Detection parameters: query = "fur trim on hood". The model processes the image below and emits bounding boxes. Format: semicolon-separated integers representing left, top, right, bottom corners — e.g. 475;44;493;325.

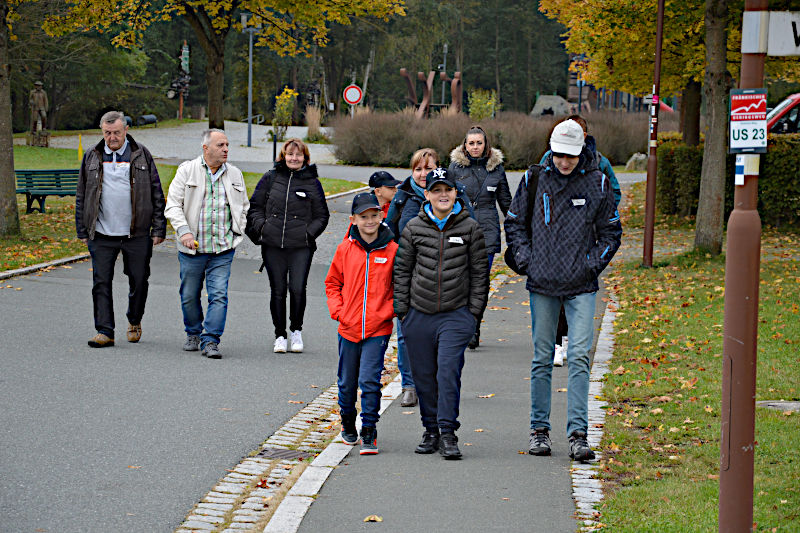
449;146;504;172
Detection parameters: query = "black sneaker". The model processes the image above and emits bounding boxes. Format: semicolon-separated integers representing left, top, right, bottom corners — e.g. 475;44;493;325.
340;413;359;445
439;432;462;460
414;430;440;454
568;431;596;462
360;426;378;455
529;428;552;456
468;326;480;350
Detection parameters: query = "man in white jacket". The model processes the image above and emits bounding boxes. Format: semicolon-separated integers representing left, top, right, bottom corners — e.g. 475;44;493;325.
165;129;249;358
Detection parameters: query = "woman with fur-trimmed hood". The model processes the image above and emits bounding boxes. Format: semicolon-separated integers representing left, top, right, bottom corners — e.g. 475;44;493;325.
448;125;512;348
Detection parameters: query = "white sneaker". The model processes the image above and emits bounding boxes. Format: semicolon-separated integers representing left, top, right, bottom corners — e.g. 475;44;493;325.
273;336;287;353
553;344;566;367
290;330;304;352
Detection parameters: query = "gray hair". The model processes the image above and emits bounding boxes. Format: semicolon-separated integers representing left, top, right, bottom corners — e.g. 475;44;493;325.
202;128;226;147
99;110;126;128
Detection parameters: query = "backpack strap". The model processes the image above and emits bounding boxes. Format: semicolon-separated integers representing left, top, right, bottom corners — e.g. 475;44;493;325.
524;164;541;237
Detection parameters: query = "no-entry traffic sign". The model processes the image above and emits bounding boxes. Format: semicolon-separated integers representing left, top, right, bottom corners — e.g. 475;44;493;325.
729;89;767;154
343;85;363;105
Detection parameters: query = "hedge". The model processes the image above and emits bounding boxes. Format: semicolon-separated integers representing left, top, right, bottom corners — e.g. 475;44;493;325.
656;134;800;227
331;110;676;170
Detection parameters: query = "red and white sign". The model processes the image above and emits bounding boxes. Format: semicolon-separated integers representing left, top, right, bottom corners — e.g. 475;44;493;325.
343;84;363;105
729;89;767;154
731;92;767;121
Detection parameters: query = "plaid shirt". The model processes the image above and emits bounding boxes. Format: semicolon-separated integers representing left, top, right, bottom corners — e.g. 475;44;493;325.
196;161;234;254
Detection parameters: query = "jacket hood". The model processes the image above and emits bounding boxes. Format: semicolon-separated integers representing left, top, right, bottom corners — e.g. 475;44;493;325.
399;175;426;198
274;160;319;179
419;197;469;228
449;146;504;172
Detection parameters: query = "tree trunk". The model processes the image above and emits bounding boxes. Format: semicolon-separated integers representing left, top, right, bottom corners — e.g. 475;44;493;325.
0;2;20;236
205;57;225;129
694;0;729;255
682;80;702;147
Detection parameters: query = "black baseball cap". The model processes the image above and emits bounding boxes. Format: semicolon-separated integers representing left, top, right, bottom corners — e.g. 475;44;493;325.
425;167;457;190
351;192;381;214
368;171;402;188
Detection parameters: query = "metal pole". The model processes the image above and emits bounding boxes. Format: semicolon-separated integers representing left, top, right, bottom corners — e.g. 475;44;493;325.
719;1;767;530
441;44;448;105
642;0;665;267
247;29;254;148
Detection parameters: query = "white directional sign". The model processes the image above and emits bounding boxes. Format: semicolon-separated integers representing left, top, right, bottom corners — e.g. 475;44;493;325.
729;89;767;154
768;12;800;56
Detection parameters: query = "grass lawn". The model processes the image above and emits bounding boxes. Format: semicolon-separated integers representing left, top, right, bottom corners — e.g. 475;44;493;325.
12;118;204;139
2;146;364;272
598;182;799;531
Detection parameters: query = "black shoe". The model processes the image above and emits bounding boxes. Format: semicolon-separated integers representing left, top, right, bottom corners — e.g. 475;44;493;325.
439;432;462;460
414;430;440;454
400;387;418;407
568;430;596;462
201;342;222;359
529;427;552;456
340;413;359;445
359;426;378;455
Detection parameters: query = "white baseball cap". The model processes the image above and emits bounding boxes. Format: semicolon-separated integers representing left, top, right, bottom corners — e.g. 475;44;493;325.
550;119;585;156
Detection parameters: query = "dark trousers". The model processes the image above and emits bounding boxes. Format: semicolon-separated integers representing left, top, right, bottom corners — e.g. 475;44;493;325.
87;234;153;338
337;334;390;428
402;306;475;433
262;246;313;338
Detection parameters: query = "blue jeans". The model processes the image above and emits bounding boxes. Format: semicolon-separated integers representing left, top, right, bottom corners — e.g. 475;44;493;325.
178;249;235;348
396;318;415;389
337;334;390;428
529;291;595;437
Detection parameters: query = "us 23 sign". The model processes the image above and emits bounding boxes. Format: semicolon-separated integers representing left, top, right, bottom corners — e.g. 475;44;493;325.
729;89;767;154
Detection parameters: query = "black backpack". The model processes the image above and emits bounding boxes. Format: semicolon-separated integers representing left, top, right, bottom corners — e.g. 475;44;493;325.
504;164;540;275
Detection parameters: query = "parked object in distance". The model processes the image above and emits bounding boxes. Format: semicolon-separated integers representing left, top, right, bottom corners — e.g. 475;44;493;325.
767;93;800;134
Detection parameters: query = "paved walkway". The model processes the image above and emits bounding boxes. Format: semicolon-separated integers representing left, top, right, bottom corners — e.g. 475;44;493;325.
3;119;646;531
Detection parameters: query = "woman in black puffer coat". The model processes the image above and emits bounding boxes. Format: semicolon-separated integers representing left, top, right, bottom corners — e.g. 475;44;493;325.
448;126;512;348
246;138;329;354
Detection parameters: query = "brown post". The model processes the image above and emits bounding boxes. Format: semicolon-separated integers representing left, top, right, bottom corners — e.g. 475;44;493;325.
719;1;767;530
642;0;665;267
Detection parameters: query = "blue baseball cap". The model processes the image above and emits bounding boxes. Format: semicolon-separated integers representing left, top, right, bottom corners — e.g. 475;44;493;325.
351;192;381;214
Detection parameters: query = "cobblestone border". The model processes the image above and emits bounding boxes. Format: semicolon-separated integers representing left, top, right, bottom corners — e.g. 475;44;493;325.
175;272;510;533
0;253;89;281
573;295;617;532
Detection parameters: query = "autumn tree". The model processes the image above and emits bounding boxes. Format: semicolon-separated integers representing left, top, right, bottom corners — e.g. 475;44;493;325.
0;0;19;236
45;0;406;129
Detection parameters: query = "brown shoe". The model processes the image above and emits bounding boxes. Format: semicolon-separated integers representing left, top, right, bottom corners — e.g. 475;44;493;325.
127;323;142;343
88;333;114;348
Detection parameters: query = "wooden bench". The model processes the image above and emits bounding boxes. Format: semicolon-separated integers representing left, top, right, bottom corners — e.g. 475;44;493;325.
15;169;80;214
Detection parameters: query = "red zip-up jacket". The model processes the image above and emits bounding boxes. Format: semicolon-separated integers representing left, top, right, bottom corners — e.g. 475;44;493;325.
325;223;398;343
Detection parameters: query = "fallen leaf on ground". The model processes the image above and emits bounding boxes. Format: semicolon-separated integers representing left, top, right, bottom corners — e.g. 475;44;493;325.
557;388;567;392
219;408;232;411
310;384;319;388
402;411;414;415
364;515;383;522
487;306;510;310
474;428;485;432
288;400;305;404
127;465;141;469
477;393;495;398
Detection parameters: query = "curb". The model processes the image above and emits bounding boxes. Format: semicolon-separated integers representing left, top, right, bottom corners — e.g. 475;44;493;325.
572;294;617;531
325;186;369;200
0;253;89;281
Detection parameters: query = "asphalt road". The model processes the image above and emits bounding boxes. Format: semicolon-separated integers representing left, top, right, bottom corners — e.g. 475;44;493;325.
0;162;643;531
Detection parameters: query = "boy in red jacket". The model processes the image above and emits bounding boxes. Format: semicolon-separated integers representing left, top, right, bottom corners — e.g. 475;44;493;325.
325;192;398;455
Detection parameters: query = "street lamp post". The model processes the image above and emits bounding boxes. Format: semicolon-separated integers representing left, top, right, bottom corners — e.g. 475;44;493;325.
241;13;260;147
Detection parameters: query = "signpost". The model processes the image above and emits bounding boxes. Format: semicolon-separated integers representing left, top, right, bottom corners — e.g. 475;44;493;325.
343;84;363;117
179;42;189;120
729;89;767;153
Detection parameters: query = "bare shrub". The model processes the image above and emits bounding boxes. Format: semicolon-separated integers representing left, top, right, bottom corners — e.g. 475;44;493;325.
305;105;322;136
332;109;666;168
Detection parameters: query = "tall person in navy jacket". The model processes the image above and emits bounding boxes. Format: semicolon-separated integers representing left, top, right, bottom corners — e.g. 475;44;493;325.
505;120;622;462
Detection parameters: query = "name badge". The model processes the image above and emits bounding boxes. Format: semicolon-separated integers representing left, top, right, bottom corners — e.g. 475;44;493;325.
572;198;586;206
296;191;307;197
449;236;464;244
487;186;497;192
374;257;388;264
